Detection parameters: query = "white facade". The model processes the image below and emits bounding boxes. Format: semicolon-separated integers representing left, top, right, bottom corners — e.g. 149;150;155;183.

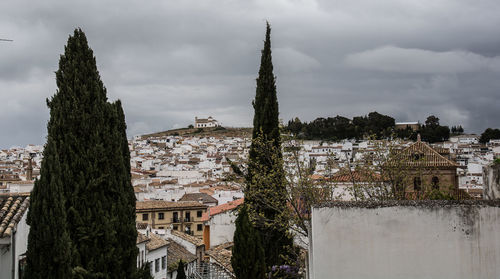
0;212;29;279
206;210;237;248
194;116;220;128
309;202;500;279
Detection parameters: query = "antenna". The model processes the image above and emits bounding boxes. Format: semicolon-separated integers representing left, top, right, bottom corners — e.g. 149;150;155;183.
0;39;13;42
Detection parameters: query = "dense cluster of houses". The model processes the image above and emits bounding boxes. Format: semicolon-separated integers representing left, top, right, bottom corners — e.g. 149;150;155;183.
1;131;499;278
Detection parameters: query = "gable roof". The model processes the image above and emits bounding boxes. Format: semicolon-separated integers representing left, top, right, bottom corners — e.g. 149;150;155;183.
201;198;244;222
146;233;169;251
167;241;197;272
136;200;207;211
179;193;218;204
396;140;458;168
0;194;30;238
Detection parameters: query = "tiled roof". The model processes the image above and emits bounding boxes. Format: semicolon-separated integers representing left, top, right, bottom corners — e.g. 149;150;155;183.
171;230;204;247
137;232;149;244
136;200;207;211
146;233;169;251
330;171;383;183
395;140;459;168
201;198;243;222
167;241;197;272
206;242;234;275
179;193;218;204
0;194;30;238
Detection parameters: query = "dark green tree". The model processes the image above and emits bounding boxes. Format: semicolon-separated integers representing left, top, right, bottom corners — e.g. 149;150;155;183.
420;115;450;143
246;22;295;270
176;260;186;279
479;128;500;143
231;205;266;279
25;28;138;278
25;140;73;279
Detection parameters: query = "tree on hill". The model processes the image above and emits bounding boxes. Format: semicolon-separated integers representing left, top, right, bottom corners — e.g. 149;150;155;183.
419;115;450;143
479;128;500;144
25;29;138;278
245;22;295;271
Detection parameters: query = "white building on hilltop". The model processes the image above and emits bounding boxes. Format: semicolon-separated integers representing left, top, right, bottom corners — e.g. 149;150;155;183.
194;116;220;128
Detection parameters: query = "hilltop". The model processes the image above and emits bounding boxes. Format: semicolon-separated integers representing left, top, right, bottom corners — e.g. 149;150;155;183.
141;127;252;139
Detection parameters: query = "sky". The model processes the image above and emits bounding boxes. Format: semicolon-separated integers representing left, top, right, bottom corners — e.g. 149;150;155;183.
1;0;500;148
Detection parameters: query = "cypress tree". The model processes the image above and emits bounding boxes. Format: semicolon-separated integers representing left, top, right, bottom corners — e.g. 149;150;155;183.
246;22;294;270
25;140;73;279
231;205;266;279
25;28;138;278
176;260;186;279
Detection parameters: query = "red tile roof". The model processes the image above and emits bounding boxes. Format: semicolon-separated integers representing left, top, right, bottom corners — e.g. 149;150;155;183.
201;198;244;222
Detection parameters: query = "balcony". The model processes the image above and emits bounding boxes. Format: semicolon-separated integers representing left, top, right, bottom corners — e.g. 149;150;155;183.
171;218;180;223
184;217;192;222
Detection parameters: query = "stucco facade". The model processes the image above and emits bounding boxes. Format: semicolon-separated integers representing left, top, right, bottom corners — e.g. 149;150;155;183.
309;200;500;279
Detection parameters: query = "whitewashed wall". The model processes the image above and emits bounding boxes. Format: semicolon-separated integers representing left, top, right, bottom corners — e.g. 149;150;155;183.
309;201;500;279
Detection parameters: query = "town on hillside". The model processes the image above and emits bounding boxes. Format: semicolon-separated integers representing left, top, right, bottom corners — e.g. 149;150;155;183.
2;116;500;278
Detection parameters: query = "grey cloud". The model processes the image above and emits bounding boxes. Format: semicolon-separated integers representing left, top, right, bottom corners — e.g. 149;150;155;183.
1;0;500;147
345;46;500;74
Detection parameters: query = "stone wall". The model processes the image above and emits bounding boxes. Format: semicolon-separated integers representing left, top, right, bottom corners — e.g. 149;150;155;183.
309;200;500;279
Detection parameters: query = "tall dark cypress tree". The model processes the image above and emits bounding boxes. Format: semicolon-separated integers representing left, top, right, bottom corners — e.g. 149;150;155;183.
246;22;294;270
25;29;138;278
25;140;73;279
231;205;266;279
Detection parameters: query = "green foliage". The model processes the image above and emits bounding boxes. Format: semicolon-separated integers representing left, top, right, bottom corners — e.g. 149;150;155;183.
244;22;295;271
25;28;137;278
479;128;500;144
176;260;186;279
231;205;266;279
285;111;395;140
419;115;450;143
451;125;464;135
494;157;500;164
188;124;194;129
135;263;154;279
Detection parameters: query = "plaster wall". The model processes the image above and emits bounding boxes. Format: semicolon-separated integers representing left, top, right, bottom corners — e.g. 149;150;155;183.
208;211;236;248
310;201;500;279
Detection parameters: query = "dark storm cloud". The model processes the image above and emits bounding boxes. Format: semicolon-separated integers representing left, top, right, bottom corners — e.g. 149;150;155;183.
1;0;500;147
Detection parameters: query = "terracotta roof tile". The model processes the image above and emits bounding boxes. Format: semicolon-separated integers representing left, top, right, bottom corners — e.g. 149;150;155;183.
136;200;207;211
167;241;197;272
0;194;30;238
146;233;169;251
201;198;243;222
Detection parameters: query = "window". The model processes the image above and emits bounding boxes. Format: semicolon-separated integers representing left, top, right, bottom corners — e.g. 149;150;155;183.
413;177;422;191
197;224;203;231
432;176;440;190
197;211;202;218
142;213;148;221
158;212;164;220
173;225;178;230
161;256;166;270
155;258;160;272
159;226;164;229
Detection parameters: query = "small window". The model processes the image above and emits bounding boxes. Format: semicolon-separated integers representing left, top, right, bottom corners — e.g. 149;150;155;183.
413;177;422;191
173;225;178;230
159;226;164;229
142;213;148;221
158;212;164;220
155;258;160;272
197;211;202;218
432;176;439;190
161;256;166;270
197;224;203;231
